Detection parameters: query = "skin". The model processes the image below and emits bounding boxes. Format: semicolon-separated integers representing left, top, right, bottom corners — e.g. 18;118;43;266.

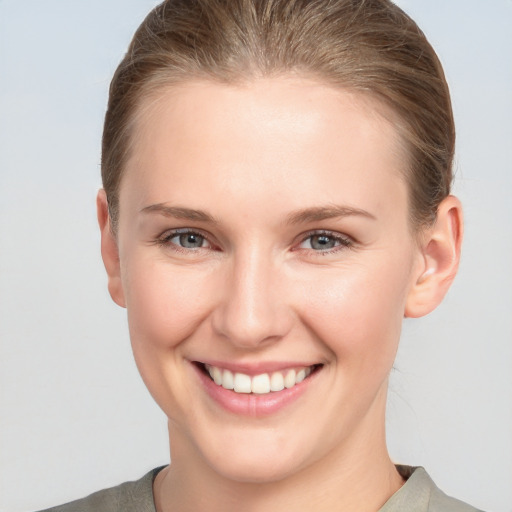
98;77;463;512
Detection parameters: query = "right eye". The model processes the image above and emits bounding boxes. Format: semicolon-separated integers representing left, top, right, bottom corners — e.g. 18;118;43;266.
157;229;213;252
170;232;209;249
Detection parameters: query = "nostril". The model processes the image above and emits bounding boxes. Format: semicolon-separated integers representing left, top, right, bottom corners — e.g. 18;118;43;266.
210;271;293;348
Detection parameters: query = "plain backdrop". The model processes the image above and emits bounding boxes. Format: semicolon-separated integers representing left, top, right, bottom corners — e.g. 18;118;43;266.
0;1;511;511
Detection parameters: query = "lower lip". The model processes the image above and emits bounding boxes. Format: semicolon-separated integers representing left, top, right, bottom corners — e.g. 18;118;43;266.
193;364;316;417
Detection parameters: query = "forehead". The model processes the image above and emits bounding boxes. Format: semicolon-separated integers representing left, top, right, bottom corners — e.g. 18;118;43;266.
122;77;408;221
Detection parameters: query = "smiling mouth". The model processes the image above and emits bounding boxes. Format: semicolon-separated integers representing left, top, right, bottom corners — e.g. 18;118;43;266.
197;363;322;395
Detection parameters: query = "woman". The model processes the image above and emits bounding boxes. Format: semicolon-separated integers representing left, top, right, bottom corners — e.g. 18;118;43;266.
40;0;479;510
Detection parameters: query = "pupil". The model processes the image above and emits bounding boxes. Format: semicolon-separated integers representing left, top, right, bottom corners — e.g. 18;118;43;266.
180;233;203;248
312;235;335;250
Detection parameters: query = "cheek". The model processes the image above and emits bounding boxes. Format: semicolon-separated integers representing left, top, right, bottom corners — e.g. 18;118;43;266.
296;255;412;364
120;254;220;414
122;255;216;349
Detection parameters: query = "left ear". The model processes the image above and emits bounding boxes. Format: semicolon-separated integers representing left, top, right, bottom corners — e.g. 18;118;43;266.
405;195;463;318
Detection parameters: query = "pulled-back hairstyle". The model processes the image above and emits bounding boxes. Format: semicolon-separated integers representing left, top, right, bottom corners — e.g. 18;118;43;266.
102;0;454;231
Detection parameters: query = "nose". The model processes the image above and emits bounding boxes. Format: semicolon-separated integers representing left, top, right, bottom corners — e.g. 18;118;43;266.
212;247;293;350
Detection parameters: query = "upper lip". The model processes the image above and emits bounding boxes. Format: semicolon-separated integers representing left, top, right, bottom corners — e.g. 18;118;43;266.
195;360;321;376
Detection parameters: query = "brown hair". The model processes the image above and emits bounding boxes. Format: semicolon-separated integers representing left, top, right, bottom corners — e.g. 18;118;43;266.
102;0;454;231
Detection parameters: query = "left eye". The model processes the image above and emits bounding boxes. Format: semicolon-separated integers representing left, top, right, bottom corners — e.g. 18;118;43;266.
299;233;349;251
169;232;209;249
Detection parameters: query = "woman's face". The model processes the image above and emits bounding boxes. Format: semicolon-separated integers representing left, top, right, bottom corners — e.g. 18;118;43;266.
112;78;425;482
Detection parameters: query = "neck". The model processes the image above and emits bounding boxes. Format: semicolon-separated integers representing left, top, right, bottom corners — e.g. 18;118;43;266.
154;389;403;512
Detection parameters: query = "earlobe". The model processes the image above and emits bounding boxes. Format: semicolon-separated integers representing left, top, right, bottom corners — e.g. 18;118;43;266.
405;195;463;318
97;190;126;308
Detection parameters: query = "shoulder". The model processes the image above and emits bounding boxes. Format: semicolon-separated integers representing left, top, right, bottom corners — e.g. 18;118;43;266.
380;466;484;512
35;467;164;512
428;479;483;512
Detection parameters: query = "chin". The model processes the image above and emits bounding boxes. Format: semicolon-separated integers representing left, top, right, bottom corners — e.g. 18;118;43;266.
209;453;301;484
194;427;319;485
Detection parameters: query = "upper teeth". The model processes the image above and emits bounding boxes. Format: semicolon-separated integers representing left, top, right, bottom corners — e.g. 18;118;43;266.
205;365;313;394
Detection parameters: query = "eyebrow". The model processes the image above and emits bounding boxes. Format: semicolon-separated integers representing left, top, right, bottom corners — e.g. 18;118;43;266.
141;203;375;225
285;205;376;224
140;204;217;223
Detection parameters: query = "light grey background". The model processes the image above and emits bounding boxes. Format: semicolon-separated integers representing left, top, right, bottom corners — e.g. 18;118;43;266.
0;1;510;511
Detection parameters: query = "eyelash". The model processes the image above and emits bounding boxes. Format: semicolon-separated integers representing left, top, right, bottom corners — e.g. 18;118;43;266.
155;228;215;254
296;230;353;255
154;229;353;256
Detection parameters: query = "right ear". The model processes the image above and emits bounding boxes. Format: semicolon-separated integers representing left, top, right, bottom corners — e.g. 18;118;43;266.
97;189;126;308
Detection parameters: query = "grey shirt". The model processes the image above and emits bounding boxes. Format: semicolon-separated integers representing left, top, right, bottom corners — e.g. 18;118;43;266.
38;465;482;512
